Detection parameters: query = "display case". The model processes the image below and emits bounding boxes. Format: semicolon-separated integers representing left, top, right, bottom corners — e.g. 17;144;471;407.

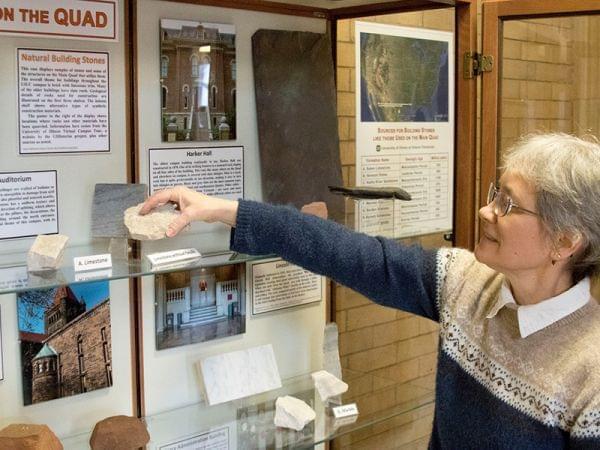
0;0;479;448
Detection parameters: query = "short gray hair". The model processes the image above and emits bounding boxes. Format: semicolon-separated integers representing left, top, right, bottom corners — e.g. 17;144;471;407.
502;133;600;280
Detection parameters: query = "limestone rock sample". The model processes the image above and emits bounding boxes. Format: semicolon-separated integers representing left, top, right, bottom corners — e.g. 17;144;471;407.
27;234;69;272
274;395;316;431
90;415;150;450
0;423;63;450
311;370;348;401
124;203;180;240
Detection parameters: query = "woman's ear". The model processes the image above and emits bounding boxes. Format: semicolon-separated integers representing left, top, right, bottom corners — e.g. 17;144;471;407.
556;230;585;258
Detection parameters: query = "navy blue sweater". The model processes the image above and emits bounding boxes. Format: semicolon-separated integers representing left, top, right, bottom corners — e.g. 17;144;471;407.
231;200;600;449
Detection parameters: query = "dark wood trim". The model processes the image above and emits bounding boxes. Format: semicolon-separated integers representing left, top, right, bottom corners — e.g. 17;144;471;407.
330;0;454;20
162;0;330;18
454;0;477;250
125;0;145;418
493;0;600;19
480;1;500;213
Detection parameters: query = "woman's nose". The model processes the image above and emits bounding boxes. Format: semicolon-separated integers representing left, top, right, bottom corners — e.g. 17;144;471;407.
478;203;497;223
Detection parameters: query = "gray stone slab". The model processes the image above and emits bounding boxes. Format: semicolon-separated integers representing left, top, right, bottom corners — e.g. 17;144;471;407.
91;184;147;238
252;30;344;223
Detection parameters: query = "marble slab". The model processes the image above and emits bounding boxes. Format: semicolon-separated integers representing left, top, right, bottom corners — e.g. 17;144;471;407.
199;344;282;406
252;29;344;223
91;184;147;238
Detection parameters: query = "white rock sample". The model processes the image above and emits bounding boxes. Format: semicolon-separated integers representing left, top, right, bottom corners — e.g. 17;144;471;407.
311;370;348;401
274;395;316;431
27;234;69;272
124;203;180;240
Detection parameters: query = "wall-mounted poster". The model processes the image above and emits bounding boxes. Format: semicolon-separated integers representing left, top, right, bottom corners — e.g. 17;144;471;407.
355;21;454;239
160;19;236;142
148;146;243;196
18;48;110;154
17;281;111;405
154;263;245;350
0;0;118;41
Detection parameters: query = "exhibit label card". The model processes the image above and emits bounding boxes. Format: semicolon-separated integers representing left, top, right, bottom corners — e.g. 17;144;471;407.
199;344;281;406
0;171;58;239
355;22;454;239
250;258;323;315
0;1;117;41
149;146;243;198
18;48;110;154
159;426;230;450
73;254;112;272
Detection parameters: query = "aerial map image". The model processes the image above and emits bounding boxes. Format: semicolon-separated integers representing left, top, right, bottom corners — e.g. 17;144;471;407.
360;32;449;123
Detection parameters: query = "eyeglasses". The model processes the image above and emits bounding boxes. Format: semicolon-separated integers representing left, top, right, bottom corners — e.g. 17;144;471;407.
487;183;539;217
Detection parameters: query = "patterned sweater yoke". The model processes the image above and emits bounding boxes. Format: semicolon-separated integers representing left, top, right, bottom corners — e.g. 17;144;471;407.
437;248;600;447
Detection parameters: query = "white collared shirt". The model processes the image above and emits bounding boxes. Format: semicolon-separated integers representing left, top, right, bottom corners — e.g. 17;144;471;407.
486;277;591;338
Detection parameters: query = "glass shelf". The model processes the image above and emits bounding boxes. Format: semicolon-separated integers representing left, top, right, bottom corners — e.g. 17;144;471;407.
60;373;435;449
0;243;273;295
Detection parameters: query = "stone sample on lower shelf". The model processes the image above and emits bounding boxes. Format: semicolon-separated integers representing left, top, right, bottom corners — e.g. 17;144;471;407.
273;395;316;431
90;415;150;450
0;423;63;450
311;370;348;401
124;203;181;240
27;234;69;272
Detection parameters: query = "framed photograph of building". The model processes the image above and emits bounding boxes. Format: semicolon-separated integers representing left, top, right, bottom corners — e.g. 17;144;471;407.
160;19;236;142
17;281;112;406
155;263;245;350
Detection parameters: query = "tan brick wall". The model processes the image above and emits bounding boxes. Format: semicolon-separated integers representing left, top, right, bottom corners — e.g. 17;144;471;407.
334;9;453;449
499;18;574;153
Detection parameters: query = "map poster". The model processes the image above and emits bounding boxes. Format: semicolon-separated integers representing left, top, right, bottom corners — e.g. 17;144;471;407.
355;22;454;239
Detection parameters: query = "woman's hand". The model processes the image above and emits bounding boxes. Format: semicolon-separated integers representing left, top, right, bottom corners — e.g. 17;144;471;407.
139;186;239;237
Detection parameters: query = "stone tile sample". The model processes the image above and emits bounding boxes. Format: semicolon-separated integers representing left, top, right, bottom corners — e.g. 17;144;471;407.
0;424;63;450
124;203;179;240
199;344;282;405
91;183;147;238
252;29;344;223
90;415;150;450
27;234;69;272
273;395;316;431
311;370;348;401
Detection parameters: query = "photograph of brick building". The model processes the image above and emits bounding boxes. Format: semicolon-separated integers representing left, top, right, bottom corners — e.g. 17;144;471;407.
160;19;236;142
17;281;112;406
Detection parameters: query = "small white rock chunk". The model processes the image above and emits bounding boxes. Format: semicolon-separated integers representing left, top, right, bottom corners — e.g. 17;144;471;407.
27;234;69;272
311;370;348;401
273;395;316;431
124;203;180;240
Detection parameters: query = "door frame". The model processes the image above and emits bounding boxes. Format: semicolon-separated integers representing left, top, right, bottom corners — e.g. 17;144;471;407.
480;0;600;212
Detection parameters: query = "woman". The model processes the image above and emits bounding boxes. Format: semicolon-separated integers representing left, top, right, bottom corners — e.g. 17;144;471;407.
141;133;600;449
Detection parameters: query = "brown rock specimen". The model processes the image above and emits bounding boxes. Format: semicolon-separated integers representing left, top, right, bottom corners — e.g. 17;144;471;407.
89;415;150;450
0;423;63;450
